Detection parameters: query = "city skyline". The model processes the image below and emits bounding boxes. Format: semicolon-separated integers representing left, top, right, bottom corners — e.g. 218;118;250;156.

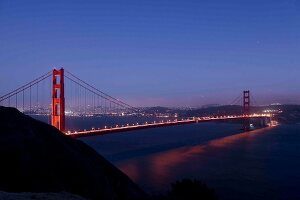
1;0;300;107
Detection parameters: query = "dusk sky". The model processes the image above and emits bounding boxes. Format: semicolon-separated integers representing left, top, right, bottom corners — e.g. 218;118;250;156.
0;0;299;107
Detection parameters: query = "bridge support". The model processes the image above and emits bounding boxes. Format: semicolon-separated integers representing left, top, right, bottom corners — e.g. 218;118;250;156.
51;68;65;132
243;90;250;131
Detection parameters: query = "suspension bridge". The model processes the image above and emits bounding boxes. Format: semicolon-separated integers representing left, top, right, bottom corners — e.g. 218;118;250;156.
0;68;273;138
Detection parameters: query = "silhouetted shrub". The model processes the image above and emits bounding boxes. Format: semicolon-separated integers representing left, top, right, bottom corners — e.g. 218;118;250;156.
166;179;217;200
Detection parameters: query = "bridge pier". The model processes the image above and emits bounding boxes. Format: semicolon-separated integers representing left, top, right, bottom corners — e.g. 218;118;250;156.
260;117;271;127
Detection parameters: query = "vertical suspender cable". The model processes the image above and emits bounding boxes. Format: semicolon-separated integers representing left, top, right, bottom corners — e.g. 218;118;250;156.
37;82;39;112
30;85;32;113
93;93;95;114
15;93;18;109
85;89;86;115
49;76;51;124
22;90;24;112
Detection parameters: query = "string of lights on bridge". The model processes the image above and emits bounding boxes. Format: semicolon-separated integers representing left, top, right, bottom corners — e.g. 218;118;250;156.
65;114;273;138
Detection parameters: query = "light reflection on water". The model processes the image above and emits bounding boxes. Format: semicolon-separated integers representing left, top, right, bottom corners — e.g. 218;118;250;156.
116;127;273;194
113;125;300;200
34;114;300;200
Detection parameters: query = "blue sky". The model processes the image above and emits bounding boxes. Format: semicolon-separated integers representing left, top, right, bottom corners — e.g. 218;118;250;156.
0;0;299;106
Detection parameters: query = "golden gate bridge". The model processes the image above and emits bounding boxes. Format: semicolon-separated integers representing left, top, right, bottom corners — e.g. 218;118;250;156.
0;68;273;138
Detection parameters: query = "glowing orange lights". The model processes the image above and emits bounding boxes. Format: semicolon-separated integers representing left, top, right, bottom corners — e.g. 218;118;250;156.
64;114;272;138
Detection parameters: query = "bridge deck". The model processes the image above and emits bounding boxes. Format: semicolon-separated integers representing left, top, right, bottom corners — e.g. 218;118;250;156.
66;114;271;138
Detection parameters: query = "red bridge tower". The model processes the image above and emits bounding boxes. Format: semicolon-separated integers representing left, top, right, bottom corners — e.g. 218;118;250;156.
243;90;250;131
51;68;65;132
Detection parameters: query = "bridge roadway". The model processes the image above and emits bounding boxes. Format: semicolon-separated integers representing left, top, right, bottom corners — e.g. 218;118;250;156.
65;114;272;138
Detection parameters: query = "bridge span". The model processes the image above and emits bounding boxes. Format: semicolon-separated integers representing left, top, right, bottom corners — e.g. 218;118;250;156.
66;114;273;138
0;68;276;136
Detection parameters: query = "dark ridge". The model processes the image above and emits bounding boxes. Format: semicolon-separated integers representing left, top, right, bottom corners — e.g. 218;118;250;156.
0;106;146;200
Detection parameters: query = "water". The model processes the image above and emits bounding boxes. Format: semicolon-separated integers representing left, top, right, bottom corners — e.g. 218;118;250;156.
79;121;300;200
34;115;300;199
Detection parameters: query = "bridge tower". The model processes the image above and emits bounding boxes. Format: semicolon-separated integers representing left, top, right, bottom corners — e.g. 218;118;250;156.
51;68;65;132
243;90;250;131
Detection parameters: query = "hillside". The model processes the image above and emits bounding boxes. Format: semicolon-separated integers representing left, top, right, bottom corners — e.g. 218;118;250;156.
0;106;145;200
